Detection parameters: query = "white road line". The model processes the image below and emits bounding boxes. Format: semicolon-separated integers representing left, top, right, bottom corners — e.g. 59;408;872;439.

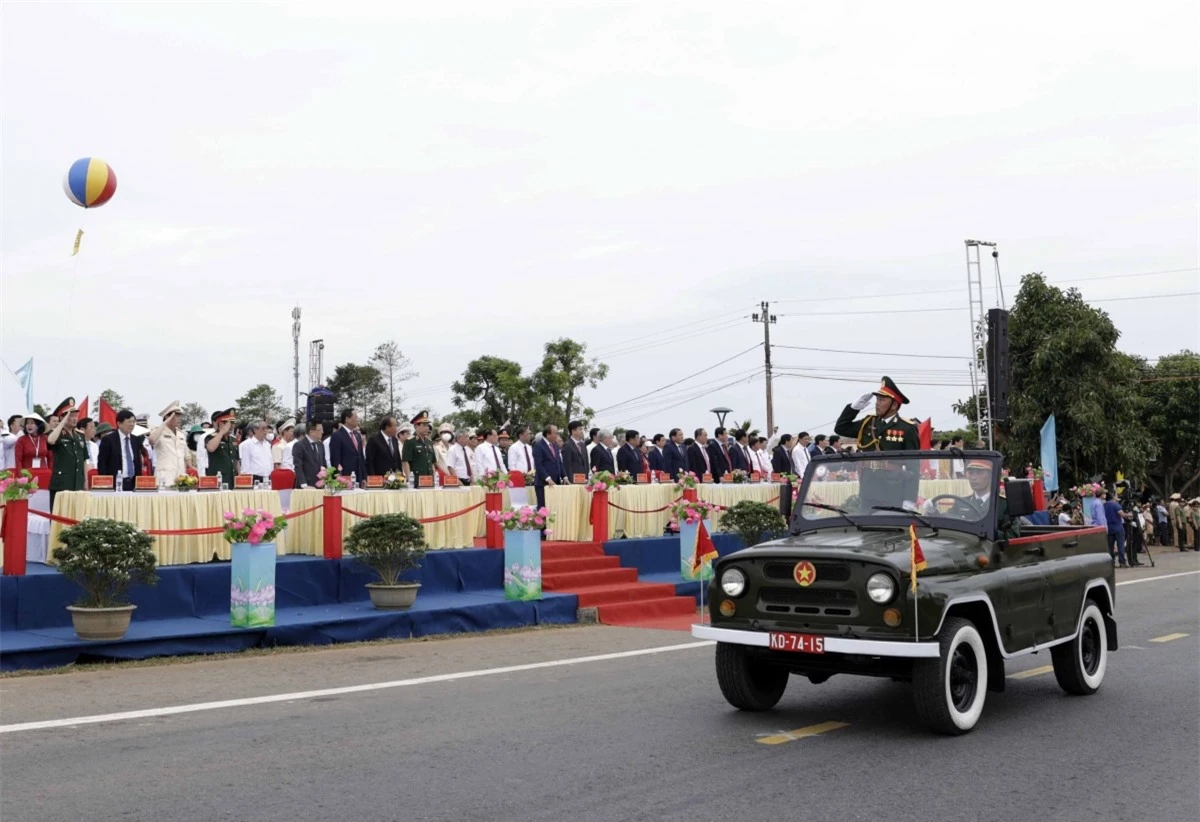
6;568;1197;736
1116;570;1200;587
0;641;714;735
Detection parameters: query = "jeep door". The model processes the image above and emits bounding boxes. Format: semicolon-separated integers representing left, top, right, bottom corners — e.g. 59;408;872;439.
995;542;1052;651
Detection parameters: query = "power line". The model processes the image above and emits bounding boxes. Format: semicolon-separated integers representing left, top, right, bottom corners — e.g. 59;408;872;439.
600;318;747;358
774;371;971;387
772;343;971;360
589;307;753;355
592;343;762;414
600;369;766;419
608;373;763;429
1091;292;1200;304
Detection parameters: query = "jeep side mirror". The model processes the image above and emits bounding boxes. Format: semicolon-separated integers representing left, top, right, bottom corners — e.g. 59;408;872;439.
1004;479;1036;518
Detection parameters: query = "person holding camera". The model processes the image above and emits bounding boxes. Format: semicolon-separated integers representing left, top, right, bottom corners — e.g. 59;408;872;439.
1102;490;1131;568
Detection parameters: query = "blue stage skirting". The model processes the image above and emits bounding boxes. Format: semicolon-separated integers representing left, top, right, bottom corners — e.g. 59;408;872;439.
610;533;744;603
0;550;578;671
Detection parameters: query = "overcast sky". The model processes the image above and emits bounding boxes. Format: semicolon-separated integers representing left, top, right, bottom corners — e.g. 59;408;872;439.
3;2;1197;434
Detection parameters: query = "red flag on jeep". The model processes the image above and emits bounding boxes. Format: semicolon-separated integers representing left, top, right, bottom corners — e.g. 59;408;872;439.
909;524;927;592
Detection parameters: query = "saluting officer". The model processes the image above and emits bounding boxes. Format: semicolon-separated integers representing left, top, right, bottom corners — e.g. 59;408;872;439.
834;376;921;452
46;397;88;509
205;408;240;486
402;410;437;479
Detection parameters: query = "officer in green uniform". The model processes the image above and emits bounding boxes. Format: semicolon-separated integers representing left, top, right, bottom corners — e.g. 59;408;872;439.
964;458;1020;539
46;397;88;510
204;408;240;486
835;376;921;451
402;410;437;479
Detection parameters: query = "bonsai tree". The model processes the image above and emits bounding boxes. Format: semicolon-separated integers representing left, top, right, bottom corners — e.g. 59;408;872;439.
719;500;787;547
52;519;158;607
344;512;427;586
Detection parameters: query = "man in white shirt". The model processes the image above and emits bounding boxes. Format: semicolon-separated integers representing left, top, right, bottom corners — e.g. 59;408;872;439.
273;419;297;470
0;414;23;470
238;420;275;482
474;427;507;478
150;400;190;484
506;425;535;476
791;431;813;479
751;437;772;476
446;430;475;485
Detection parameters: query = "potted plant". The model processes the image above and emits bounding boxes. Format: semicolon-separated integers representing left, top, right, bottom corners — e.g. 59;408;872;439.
344;512;427;609
729;469;750;484
172;474;198;491
0;468;39;500
720;499;787;548
585;470;618;493
382;471;408;490
674;471;700;492
487;506;553;601
315;464;350;495
475;470;511;492
613;470;634;486
52;518;158;641
223;508;288;627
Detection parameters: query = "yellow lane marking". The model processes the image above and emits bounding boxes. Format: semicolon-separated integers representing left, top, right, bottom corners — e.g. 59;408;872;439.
1008;665;1054;680
756;721;849;746
1149;633;1190;643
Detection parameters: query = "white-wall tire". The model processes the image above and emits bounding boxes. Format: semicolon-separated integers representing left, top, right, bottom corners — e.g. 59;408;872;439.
913;617;989;735
1052;600;1107;696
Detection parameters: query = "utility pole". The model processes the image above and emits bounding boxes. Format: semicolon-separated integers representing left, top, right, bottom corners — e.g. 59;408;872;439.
752;301;777;435
291;306;302;416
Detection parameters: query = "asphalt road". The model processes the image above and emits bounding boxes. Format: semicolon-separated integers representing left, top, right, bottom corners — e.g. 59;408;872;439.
2;555;1197;822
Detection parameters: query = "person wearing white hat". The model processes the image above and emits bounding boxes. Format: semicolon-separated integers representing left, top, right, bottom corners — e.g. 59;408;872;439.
149;400;189;485
273;418;297;471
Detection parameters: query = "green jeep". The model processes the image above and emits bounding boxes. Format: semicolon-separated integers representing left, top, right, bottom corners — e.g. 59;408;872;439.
693;451;1116;734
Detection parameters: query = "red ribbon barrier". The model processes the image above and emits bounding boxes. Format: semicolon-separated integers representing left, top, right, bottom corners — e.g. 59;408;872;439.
605;497;684;515
2;498;29;576
590;489;609;543
485;492;503;549
323;495;343;559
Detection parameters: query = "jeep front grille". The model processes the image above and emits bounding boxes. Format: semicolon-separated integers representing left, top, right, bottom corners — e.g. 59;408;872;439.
763;561;852;583
758;587;859;617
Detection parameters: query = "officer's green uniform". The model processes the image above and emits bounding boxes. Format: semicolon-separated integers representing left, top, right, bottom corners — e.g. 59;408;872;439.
403;437;436;477
49;430;87;494
834;376;921;452
206;436;239;486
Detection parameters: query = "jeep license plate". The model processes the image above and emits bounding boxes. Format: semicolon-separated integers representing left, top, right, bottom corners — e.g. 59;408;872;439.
768;633;825;654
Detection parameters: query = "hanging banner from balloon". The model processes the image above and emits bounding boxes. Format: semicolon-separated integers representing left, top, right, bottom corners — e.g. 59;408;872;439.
63;157;117;255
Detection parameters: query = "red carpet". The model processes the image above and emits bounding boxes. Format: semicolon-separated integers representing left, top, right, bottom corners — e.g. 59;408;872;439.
541;541;697;626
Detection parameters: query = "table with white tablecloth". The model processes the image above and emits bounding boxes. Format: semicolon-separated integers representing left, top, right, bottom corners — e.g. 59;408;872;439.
288;487;488;553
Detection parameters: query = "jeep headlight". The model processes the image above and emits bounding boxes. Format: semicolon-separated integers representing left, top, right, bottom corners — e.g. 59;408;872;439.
720;568;747;598
866;572;896;604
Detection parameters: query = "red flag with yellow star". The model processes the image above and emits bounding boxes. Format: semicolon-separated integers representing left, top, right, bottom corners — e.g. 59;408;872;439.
909;524;927;592
691;521;719;575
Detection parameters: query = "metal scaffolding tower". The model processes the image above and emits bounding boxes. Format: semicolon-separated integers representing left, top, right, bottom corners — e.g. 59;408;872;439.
308;339;325;390
964;240;1004;449
291;306;302;415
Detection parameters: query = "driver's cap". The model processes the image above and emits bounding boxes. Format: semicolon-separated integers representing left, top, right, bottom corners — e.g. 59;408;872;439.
965;459;991;472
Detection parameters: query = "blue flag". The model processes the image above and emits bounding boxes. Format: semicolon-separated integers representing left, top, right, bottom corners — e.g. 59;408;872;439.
1040;414;1058;492
13;358;33;412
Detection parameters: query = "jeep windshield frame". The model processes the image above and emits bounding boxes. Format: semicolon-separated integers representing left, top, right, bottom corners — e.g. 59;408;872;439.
789;450;1001;540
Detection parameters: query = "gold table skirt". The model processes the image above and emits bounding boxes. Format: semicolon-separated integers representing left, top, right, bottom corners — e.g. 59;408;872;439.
288;488;488;554
48;490;289;566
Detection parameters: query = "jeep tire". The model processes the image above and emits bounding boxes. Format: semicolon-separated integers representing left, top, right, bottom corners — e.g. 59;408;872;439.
715;642;789;711
913;616;989;735
1051;599;1108;695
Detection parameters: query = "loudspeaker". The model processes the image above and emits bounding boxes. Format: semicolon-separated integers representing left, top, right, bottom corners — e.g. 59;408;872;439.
307;388;337;436
986;308;1010;422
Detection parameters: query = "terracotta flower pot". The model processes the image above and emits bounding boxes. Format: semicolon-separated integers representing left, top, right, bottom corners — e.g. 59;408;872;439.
67;604;137;641
366;582;421;610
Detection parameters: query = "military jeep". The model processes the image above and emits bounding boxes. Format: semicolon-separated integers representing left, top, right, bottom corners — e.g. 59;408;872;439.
692;451;1116;734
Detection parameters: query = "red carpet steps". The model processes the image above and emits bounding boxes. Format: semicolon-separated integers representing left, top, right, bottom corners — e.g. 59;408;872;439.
541;541;696;626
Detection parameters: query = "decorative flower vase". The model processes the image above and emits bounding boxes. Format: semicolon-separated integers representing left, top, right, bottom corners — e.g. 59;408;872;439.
679;520;715;582
231;542;277;627
503;529;542;601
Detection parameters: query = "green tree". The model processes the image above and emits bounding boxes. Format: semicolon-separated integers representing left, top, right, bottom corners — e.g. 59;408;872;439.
531;338;609;428
179;402;207;427
954;274;1152;488
327;363;387;423
235;384;287;424
451;356;536;430
369;340;418;417
1138;351;1200;497
99;388;127;410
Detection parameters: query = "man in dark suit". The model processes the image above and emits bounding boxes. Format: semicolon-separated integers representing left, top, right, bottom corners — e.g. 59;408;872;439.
706;426;732;482
366;415;402;476
96;409;144;491
617;430;642;475
729;430;752;471
648;434;666;473
561;419;590;482
292;421;327;488
329;408;366;482
533;423;566;512
590;429;616;474
687;427;715;479
772;433;795;474
662;428;687;480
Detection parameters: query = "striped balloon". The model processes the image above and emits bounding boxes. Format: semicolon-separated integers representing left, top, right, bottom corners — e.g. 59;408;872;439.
63;157;117;208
